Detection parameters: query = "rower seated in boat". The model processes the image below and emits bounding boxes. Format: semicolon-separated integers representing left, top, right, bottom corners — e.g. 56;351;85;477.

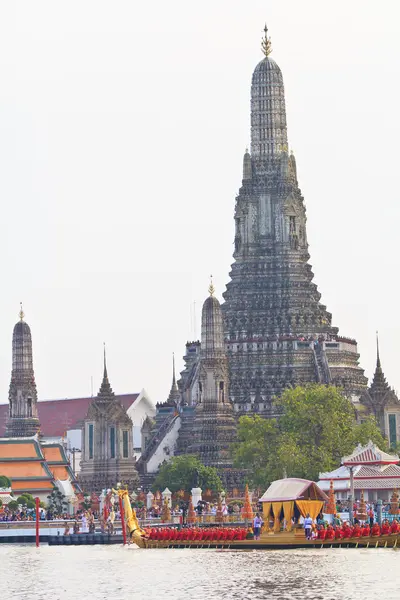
390;519;399;534
371;522;381;536
362;524;370;536
325;525;335;540
381;520;390;535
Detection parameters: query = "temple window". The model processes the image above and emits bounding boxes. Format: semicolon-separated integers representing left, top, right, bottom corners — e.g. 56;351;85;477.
389;414;397;447
122;430;129;458
110;427;116;459
88;424;94;459
219;381;225;403
27;397;32;417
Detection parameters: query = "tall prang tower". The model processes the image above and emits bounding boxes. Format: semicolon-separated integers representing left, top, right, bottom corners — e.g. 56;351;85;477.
5;306;40;437
222;27;367;414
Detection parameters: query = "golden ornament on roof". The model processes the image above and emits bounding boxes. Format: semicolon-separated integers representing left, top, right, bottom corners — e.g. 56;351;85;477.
261;24;272;57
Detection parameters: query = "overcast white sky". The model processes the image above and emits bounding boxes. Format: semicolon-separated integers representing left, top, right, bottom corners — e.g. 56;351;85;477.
0;0;398;404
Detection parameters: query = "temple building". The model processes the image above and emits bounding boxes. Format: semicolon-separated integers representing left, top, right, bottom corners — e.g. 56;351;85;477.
358;339;400;446
5;306;40;437
138;285;239;486
0;309;79;503
187;283;238;483
78;350;140;493
138;26;371;487
221;26;367;414
319;441;400;503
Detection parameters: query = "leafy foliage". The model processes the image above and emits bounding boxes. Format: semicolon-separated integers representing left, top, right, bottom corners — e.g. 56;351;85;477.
47;488;68;515
7;500;18;511
153;455;222;493
17;493;35;506
0;476;11;488
233;384;387;486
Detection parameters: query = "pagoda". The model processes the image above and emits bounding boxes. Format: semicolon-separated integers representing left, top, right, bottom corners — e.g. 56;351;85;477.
0;309;80;502
187;283;238;485
221;26;367;414
5;305;40;437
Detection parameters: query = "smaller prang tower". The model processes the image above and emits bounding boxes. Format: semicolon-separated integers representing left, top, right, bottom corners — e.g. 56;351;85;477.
5;306;40;437
188;283;238;485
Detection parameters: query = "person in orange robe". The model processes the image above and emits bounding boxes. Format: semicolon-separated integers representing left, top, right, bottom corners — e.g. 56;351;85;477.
371;522;381;536
381;520;390;535
390;519;399;534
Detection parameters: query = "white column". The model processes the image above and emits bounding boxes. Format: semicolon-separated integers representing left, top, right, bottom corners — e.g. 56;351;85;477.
162;487;172;508
146;491;154;509
191;487;202;507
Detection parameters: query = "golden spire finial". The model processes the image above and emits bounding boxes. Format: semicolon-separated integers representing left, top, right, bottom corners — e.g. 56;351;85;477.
261;23;272;57
19;302;24;322
208;275;215;297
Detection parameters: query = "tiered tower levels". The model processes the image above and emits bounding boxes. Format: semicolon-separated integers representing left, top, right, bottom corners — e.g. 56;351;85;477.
221;29;367;411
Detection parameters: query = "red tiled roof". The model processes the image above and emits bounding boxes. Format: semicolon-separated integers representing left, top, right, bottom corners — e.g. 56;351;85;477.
0;394;139;437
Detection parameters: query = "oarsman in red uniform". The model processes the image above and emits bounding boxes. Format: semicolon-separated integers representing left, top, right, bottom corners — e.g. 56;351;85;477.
390;519;399;534
325;525;335;540
371;522;381;536
342;523;353;538
334;526;343;540
362;523;370;536
317;526;326;540
352;524;362;538
381;520;390;535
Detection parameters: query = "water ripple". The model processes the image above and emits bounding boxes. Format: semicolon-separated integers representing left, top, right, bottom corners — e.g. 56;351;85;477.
0;545;398;600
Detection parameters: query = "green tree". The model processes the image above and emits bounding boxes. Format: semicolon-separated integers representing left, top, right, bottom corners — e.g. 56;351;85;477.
153;455;222;493
233;384;387;486
7;500;18;511
0;476;11;488
47;488;68;515
232;415;280;488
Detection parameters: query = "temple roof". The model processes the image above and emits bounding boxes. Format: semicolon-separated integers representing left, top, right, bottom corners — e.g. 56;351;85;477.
0;394;139;437
342;441;399;466
0;436;81;495
259;478;328;502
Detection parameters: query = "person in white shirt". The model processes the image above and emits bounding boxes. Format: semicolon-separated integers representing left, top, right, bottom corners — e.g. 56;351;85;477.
303;513;313;540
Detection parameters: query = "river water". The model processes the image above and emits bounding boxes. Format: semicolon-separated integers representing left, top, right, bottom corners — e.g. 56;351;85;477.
0;545;398;600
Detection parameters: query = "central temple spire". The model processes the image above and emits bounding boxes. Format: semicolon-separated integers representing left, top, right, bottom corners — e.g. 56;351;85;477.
251;25;288;159
222;25;367;411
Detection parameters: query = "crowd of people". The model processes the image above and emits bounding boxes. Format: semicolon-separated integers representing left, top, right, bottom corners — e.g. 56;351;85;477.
145;526;249;542
308;518;399;540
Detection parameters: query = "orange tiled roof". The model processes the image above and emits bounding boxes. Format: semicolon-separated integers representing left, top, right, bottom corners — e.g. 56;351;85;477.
50;466;70;480
0;461;51;478
0;440;40;459
42;446;63;462
12;480;53;491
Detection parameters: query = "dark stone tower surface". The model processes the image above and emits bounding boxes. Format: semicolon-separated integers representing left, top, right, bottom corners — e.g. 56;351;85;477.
188;284;239;485
5;306;40;437
222;27;367;414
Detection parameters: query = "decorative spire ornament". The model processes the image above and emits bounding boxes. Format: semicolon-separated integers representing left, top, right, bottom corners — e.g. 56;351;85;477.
261;23;272;57
19;302;24;322
208;275;215;297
